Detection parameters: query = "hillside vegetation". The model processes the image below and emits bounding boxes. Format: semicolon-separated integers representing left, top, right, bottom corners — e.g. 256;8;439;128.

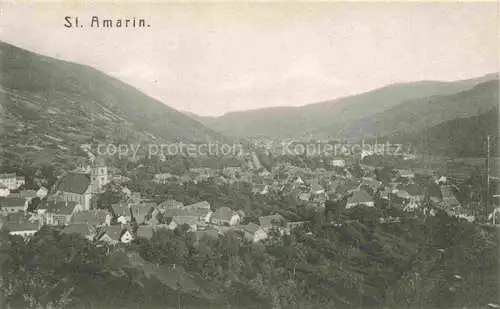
335;79;499;140
0;205;497;309
0;41;226;166
199;74;497;139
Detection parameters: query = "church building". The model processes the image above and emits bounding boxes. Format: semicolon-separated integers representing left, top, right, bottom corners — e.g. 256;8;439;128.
55;156;109;210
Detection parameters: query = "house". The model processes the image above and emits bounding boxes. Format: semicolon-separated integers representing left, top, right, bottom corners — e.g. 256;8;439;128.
395;169;415;179
303;174;318;186
298;192;311;202
0;196;28;214
111;202;130;222
163;207;213;224
238;171;253;183
158;199;184;211
0;173;25;190
9;190;38;203
130;192;142;201
330;159;346;168
61;223;97;240
311;194;327;207
0;184;10;198
331;180;360;196
359;164;377;172
121;187;132;197
189;167;213;176
131;203;155;224
2;211;32;223
413;168;436;179
193;173;211;183
396;183;424;211
360;165;378;178
310;184;325;195
252;184;269;195
97;225;134;245
3;220;40;238
440;185;461;210
360;178;381;194
211;207;240;226
16;175;26;189
240;223;268;243
294;176;305;185
212;176;229;185
38;198;81;226
222;167;241;178
146;208;161;225
168;216;199;232
345;190;374;208
259;214;288;233
136;225;156;240
71;209;111;226
436;176;447;184
179;174;193;184
153;173;177;184
361;148;375;159
287;221;306;231
349;166;367;179
184;201;211;210
192;227;220;245
111;202;153;225
112;175;131;184
36;187;49;199
18;190;37;199
398;192;423;212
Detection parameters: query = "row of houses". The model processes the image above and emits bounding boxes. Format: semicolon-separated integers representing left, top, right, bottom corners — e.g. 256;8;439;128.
0;173;25;191
288;162;465;216
0;188;49;213
1;185;306;246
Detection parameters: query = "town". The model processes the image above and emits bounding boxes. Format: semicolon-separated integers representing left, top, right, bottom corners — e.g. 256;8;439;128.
1;140;497;245
0;3;498;307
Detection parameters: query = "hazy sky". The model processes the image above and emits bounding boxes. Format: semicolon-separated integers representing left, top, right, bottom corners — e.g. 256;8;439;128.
0;2;498;116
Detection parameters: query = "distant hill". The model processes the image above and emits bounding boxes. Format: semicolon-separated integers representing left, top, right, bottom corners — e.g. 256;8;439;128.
388;106;499;158
328;79;499;140
181;111;216;124
196;73;498;139
0;41;227;166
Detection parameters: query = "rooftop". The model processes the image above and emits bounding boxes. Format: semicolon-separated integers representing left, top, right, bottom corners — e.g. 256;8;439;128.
57;172;91;194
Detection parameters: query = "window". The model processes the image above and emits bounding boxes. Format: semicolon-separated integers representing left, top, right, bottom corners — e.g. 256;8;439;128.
54;215;66;226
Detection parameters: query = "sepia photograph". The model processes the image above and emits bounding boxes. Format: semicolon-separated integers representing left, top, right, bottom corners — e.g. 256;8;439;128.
0;1;498;308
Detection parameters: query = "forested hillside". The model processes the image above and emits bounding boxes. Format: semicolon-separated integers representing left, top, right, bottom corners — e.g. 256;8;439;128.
1;192;497;309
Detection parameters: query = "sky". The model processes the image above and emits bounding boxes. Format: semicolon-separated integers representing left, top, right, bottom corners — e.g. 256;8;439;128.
0;2;498;116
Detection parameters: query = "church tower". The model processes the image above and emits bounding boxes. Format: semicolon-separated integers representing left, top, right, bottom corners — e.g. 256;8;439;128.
91;156;108;195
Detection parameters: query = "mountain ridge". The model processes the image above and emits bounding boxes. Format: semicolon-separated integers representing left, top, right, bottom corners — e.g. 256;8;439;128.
191;73;498;139
0;41;228;167
319;78;499;140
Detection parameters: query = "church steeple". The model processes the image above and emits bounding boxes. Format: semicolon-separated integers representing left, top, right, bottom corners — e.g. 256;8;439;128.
91;156;108;196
